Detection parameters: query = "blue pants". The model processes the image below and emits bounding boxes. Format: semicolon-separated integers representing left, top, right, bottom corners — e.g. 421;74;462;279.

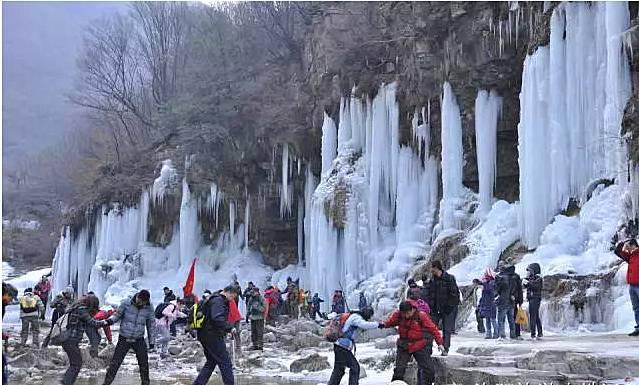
630;285;639;330
193;336;234;385
484;317;498;338
497;304;515;339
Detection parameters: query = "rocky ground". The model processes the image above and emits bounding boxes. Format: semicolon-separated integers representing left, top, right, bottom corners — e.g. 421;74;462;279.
3;316;639;385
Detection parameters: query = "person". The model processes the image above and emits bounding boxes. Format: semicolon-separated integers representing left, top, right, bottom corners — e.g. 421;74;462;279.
285;278;300;319
471;279;485;334
243;282;256;321
156;300;186;358
524;263;543;340
231;278;243;304
495;263;518;340
407;278;418;290
193;285;238;385
510;266;524;339
407;289;430;314
614;239;639;336
94;307;116;345
2;281;18;319
311;293;325;320
305;290;313;318
60;294;108;385
43;286;75;348
102;289;155;385
163;287;177;303
82;293;103;357
264;286;278;325
327;308;379;385
332;290;346;314
380;301;445;385
246;286;266;350
299;288;308;318
479;269;498;339
19;287;44;346
202;289;212;300
427;260;459;355
34;276;51;319
420;274;430;302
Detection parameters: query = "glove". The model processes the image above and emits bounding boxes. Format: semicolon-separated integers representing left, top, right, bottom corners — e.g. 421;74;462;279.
377;322;385;329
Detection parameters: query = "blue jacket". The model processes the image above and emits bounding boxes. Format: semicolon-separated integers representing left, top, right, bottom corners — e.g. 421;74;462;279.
108;295;155;344
479;280;497;319
335;313;378;350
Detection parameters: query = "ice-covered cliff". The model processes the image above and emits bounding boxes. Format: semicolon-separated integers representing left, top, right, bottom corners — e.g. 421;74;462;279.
50;1;639;332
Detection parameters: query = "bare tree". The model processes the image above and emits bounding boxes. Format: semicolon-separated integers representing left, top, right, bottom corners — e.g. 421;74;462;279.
71;13;152;146
131;2;190;107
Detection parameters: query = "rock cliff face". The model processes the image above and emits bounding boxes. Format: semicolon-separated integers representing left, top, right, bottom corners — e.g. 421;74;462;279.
55;2;637;275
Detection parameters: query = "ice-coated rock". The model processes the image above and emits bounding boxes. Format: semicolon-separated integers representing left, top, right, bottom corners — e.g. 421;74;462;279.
289;353;330;373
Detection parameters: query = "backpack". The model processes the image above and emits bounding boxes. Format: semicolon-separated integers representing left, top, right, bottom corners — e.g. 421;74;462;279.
323;313;350;342
189;300;208;330
20;296;38;314
154;302;169;319
48;312;71;346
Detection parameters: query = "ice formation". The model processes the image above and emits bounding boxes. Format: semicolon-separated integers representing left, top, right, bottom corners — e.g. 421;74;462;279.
305;82;440;306
475;90;502;216
438;82;465;231
49;1;637;333
518;2;632;248
50;161;255;306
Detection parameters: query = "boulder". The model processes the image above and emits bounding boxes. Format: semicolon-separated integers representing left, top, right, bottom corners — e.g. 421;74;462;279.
374;335;397;350
289;353;330;373
9;352;37;368
263;332;276;343
168;345;182;356
264;359;288;371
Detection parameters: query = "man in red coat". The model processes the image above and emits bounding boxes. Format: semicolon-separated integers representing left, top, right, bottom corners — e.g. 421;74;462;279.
615;238;639;336
94;308;116;344
33;276;51;319
380;301;445;385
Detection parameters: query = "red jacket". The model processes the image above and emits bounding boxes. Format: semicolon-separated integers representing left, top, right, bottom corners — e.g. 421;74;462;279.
34;280;51;302
616;243;639;286
94;309;115;343
383;310;444;353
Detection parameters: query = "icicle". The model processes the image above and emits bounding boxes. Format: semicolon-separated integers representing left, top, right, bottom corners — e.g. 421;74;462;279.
229;201;236;241
321;113;337;176
337;97;352;148
280;143;292;217
475;89;502;216
179;178;200;267
152;160;178;205
244;195;250;250
439;82;464;231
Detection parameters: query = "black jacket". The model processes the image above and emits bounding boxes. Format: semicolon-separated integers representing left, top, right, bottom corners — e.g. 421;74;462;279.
163;291;176;303
427;271;460;315
524;263;543;300
65;303;106;341
495;266;523;306
199;294;232;340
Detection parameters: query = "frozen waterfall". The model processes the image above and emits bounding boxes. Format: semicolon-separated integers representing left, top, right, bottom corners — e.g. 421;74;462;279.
305;82;440;306
518;2;632;248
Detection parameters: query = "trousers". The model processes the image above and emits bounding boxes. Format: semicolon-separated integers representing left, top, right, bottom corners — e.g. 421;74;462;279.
328;345;360;385
103;337;149;385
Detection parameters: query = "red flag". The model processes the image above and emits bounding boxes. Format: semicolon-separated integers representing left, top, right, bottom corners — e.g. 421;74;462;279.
228;299;242;323
183;259;197;297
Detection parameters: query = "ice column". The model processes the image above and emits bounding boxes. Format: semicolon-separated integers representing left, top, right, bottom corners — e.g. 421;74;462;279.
280;143;292;217
321;113;337;176
179;179;201;266
439;82;465;231
475;90;502;216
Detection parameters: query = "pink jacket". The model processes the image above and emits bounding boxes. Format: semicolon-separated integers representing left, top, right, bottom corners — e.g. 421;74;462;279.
156;303;186;329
